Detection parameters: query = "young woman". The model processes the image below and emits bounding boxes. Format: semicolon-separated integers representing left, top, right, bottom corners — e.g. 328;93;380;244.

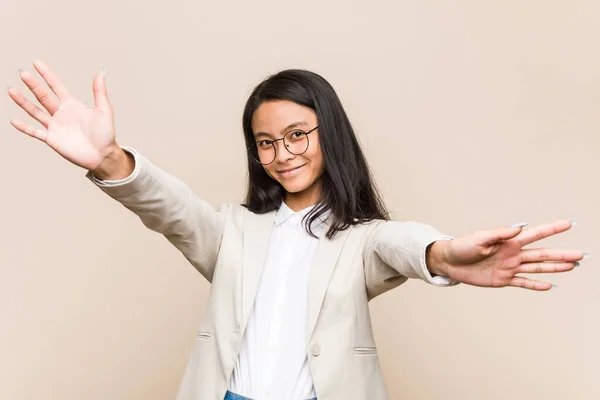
7;60;584;400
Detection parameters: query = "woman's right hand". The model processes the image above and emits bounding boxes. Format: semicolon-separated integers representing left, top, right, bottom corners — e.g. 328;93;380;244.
7;59;123;175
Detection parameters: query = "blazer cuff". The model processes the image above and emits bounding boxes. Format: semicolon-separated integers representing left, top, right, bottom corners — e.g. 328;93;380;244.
421;237;460;286
88;146;141;187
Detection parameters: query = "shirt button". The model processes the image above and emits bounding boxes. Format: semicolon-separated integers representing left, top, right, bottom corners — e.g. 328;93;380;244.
310;344;321;356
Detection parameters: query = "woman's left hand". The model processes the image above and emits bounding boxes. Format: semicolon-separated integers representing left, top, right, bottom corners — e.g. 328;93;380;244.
429;220;586;290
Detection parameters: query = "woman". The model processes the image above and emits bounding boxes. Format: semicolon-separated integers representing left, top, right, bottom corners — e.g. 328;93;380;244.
7;60;584;400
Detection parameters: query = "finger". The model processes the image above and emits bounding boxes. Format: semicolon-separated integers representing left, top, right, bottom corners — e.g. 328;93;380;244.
31;59;71;101
509;276;553;291
92;68;111;114
517;219;573;247
477;225;524;246
521;248;584;263
18;68;61;116
9;117;48;143
517;261;576;274
7;86;52;127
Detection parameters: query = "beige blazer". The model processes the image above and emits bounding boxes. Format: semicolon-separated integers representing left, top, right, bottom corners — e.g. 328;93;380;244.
87;151;454;400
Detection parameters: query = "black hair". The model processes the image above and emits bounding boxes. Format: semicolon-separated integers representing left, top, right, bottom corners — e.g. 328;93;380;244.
242;69;389;238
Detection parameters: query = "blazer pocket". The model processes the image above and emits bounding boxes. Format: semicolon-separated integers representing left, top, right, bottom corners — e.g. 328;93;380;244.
354;346;378;356
196;331;212;341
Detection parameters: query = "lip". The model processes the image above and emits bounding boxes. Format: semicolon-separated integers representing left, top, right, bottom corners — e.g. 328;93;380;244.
277;164;306;177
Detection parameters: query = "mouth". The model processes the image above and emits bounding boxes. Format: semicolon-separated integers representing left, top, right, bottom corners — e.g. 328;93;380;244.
277;164;306;177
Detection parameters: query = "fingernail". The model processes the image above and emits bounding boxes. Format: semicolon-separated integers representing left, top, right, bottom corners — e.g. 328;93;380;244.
8;116;12;123
570;219;577;227
511;222;528;228
5;85;12;91
101;67;106;79
17;66;24;74
574;261;580;267
551;284;558;290
583;252;591;259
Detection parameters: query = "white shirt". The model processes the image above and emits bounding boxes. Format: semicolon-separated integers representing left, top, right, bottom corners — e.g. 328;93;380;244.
228;202;325;400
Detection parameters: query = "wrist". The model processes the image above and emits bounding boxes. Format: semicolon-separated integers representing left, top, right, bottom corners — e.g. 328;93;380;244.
92;144;134;180
426;240;452;277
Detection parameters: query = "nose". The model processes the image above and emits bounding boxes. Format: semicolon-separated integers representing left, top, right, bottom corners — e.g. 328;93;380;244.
273;139;294;163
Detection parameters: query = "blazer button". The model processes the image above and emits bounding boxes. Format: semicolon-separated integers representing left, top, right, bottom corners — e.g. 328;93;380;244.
310;344;321;356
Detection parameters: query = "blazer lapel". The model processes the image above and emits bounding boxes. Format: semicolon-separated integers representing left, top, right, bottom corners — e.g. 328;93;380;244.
241;208;276;331
306;223;352;341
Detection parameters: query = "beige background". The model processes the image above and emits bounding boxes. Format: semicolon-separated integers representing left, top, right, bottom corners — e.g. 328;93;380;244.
1;0;598;399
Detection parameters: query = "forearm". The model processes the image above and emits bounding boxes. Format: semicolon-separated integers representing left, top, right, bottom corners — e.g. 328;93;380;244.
364;221;455;284
86;149;227;281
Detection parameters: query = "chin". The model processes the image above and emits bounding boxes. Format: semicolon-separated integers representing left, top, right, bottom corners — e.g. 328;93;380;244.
280;181;311;194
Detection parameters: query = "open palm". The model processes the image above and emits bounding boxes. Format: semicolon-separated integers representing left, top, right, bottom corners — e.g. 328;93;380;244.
442;220;584;290
7;60;117;171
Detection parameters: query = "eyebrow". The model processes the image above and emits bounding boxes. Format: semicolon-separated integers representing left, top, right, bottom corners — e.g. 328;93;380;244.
254;121;309;138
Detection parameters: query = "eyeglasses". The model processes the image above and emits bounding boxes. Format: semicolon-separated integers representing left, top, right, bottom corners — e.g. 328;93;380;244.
249;126;318;165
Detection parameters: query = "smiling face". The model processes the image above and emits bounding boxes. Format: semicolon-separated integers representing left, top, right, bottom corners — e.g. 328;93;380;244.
251;100;324;210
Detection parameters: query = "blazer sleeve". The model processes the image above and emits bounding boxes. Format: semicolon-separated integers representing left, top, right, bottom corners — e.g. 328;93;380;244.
362;220;458;300
85;146;228;283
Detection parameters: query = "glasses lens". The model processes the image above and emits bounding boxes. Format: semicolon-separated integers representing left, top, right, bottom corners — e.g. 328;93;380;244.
284;130;309;155
252;141;275;165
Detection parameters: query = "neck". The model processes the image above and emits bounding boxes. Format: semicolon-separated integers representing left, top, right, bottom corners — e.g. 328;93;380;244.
284;185;321;212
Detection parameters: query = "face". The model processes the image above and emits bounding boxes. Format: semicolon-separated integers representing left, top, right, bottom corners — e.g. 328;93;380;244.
251;100;324;207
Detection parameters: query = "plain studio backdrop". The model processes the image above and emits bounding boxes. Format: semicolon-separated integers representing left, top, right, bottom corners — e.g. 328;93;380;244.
1;0;598;399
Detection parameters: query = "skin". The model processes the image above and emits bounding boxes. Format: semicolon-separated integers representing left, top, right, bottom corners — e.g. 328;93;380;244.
6;59;586;291
251;100;324;212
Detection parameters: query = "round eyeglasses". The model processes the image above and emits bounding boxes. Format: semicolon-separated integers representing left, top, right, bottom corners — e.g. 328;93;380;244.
249;126;318;165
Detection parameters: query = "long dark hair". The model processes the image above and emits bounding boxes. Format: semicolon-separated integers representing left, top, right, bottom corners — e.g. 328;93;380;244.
242;69;389;238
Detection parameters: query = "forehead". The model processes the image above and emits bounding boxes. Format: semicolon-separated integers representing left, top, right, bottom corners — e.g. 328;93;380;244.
252;100;317;133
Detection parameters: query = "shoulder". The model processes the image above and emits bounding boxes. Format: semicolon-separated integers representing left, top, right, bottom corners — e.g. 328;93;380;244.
353;218;385;232
348;218;385;244
216;202;248;222
216;203;277;227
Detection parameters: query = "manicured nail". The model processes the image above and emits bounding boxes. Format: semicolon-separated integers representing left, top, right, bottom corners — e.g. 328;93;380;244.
101;67;106;79
8;116;12;123
574;261;580;267
5;85;12;91
551;284;558;290
570;219;577;226
511;222;528;228
17;66;24;74
583;252;591;259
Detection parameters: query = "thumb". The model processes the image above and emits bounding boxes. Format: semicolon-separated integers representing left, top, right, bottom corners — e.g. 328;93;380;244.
478;223;527;246
92;67;111;113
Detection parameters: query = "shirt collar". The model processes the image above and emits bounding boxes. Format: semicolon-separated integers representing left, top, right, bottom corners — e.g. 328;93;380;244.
274;202;330;229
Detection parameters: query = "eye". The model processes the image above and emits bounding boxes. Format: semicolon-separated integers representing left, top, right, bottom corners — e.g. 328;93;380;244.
256;140;273;148
289;130;306;139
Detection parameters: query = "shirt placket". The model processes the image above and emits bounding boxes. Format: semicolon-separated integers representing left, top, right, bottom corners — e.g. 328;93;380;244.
263;219;301;398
